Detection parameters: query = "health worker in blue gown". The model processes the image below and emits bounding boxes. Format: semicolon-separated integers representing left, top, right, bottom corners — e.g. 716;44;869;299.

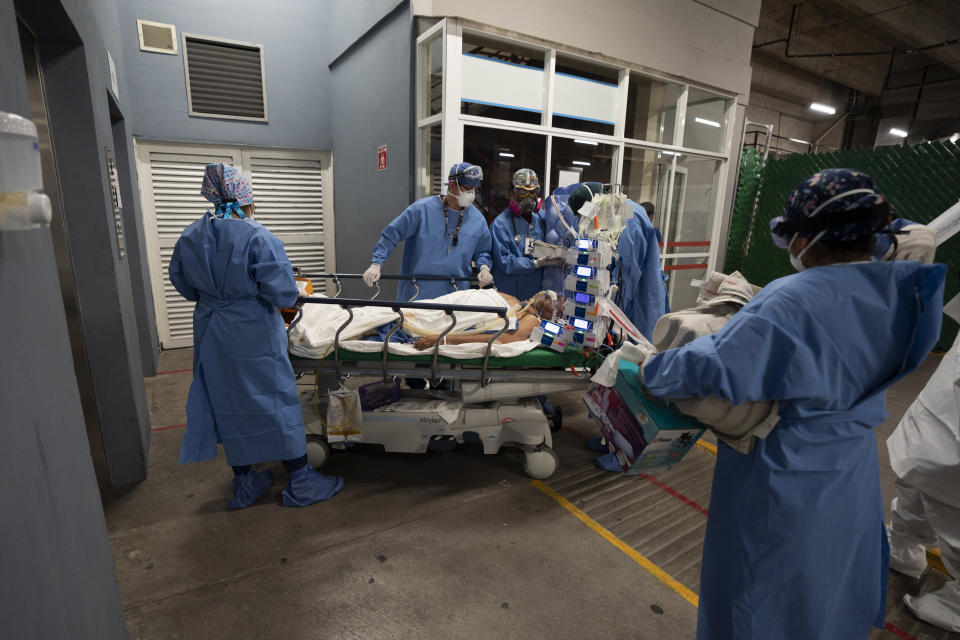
542;182;588;292
615;200;669;340
641;169;946;640
490;168;563;299
363;162;494;301
169;163;343;511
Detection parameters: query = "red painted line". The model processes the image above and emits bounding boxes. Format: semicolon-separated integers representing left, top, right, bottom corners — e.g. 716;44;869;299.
158;368;192;376
664;263;709;271
638;472;709;516
152;423;186;432
884;622;918;640
560;427;588;441
667;241;711;248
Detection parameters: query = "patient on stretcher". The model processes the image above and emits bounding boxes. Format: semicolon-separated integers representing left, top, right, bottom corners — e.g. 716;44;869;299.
412;291;556;351
288;287;560;356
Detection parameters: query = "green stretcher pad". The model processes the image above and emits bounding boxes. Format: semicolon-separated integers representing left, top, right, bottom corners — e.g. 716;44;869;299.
298;346;592;369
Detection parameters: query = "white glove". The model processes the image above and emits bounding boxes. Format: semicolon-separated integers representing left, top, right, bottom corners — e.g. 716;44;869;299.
478;265;494;287
887;224;936;264
363;263;381;287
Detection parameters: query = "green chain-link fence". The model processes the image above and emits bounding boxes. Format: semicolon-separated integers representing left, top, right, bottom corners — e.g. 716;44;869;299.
724;141;960;350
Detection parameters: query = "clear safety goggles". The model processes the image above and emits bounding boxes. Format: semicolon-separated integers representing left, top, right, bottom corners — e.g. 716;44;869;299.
450;165;483;183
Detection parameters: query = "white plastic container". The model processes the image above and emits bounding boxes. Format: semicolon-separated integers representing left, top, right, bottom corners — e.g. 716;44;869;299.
0;111;51;231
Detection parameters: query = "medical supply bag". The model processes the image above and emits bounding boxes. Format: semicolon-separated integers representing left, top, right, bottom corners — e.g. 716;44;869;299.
326;384;363;443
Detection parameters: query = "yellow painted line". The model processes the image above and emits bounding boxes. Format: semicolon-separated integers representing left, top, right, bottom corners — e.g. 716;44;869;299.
531;479;699;608
927;548;952;577
696;439;718;455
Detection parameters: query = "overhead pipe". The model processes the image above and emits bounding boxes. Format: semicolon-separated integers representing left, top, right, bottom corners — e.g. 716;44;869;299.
754;4;960;59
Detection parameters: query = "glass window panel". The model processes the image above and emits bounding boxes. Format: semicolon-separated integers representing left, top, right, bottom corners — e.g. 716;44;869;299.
420;124;442;197
419;35;442;119
549;137;617;193
664;257;708;311
665;155;722;250
461;33;545;125
552;55;619;136
622;147;669;241
464;125;547;224
624;73;681;145
683;88;730;153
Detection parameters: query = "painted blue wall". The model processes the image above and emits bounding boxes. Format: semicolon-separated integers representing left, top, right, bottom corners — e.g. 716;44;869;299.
118;0;332;148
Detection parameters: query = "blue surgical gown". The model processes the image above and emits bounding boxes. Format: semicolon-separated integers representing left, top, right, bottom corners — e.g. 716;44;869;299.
542;185;581;292
615;201;668;340
370;195;493;301
642;261;946;640
490;208;547;299
169;214;307;467
872;217;916;260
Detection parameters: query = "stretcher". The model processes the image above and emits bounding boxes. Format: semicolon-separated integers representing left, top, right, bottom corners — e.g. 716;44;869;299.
286;273;599;479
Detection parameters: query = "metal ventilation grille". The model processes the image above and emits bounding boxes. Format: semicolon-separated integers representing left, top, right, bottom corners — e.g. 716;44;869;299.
184;35;266;120
137;20;177;55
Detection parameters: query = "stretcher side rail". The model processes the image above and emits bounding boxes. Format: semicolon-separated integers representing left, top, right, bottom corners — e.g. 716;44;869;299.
289;295;510;387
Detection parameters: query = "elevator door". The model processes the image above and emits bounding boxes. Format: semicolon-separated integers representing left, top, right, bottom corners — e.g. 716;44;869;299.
18;20;108;485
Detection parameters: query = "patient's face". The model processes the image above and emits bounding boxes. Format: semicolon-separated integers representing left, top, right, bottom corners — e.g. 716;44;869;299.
532;294;561;318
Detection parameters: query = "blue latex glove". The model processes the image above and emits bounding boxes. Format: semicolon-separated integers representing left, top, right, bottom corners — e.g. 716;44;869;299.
227;468;274;511
281;465;344;507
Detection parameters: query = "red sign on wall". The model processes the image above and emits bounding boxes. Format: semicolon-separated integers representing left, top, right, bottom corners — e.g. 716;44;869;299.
377;145;388;172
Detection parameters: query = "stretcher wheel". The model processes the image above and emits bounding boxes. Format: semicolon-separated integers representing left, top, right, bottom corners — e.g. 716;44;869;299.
523;446;559;480
550;407;563;433
306;436;330;469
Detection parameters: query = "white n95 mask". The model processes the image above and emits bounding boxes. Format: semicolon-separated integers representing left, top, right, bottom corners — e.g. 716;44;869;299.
457;189;476;209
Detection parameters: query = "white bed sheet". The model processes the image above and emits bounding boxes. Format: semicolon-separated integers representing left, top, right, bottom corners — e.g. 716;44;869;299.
288;289;537;360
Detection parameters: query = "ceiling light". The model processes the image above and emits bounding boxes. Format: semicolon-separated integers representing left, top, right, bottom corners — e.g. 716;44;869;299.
809;103;836;115
574;139;599;146
950;133;959;143
694;117;720;128
498;152;515;158
889;128;909;138
661;150;681;157
789;138;810;144
571;160;591;166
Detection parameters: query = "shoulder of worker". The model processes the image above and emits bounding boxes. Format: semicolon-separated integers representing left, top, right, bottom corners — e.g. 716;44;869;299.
244;219;285;248
464;203;491;224
490;208;513;226
754;261;945;316
626;200;655;228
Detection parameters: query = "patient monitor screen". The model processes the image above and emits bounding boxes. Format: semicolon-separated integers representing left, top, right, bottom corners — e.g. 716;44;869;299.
543;321;562;335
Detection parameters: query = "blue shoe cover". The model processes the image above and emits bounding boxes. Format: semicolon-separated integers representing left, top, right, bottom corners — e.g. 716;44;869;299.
227;468;274;511
538;396;555;416
585;437;607;453
282;465;344;507
594;452;624;472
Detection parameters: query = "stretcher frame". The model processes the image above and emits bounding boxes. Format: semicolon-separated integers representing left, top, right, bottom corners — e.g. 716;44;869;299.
286;272;594;479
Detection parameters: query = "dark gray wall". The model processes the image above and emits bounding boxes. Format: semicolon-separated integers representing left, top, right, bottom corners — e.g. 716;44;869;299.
16;0;152;487
0;0;128;635
118;0;332;148
328;1;415;298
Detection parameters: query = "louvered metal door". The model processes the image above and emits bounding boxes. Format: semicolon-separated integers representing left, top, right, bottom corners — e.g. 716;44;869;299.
136;142;334;349
240;148;334;294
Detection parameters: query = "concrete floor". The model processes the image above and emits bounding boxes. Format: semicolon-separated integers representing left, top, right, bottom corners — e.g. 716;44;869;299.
103;348;959;639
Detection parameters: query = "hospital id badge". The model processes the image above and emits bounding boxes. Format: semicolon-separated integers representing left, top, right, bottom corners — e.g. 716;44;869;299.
524;237;534;256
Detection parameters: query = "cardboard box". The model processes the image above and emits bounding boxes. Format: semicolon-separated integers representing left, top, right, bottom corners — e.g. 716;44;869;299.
583;360;705;473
